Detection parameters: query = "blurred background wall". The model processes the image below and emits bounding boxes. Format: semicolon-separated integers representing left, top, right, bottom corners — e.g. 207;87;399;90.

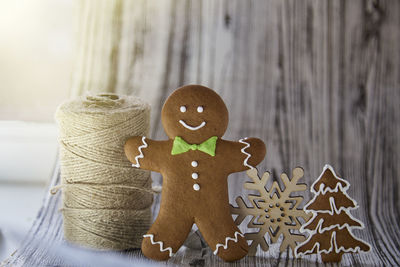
0;1;74;259
0;0;74;122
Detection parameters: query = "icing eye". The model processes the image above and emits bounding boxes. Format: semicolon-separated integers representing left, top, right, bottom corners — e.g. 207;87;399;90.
180;106;186;112
197;106;204;113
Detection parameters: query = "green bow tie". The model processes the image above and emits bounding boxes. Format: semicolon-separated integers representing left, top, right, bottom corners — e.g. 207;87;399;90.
171;136;218;156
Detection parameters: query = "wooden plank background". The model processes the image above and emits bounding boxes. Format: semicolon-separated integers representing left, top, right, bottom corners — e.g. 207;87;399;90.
5;0;400;266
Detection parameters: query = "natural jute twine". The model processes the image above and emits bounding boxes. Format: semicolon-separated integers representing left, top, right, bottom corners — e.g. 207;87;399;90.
54;93;153;250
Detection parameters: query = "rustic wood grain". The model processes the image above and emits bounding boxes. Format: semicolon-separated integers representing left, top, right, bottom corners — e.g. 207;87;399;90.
5;0;400;266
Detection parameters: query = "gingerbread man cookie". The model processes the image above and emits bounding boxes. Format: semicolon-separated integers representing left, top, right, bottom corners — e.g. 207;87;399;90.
124;85;266;262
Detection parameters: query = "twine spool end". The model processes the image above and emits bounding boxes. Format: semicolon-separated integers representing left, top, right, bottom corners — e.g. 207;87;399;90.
84;93;125;108
152;185;162;194
50;184;63;195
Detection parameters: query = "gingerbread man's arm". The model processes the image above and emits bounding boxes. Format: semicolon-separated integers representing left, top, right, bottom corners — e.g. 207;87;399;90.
221;138;266;173
124;137;167;172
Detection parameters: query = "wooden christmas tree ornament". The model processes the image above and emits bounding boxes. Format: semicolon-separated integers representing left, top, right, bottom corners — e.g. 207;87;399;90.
295;164;371;262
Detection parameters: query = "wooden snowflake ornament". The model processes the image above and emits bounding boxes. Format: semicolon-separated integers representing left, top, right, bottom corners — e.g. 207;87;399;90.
295;164;371;263
230;167;311;256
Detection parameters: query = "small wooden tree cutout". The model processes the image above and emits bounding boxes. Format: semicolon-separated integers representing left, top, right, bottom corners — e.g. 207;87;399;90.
295;164;371;262
231;167;311;256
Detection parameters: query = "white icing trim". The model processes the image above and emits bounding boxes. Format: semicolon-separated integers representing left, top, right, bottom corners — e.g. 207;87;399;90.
303;187;358;215
310;164;350;194
143;234;174;257
295;227;371;258
238;138;254;169
295;164;372;258
179;120;206;131
213;231;244;255
131;136;148;168
300;210;365;235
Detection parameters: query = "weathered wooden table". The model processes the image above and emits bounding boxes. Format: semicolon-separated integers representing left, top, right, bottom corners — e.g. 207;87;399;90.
4;0;400;266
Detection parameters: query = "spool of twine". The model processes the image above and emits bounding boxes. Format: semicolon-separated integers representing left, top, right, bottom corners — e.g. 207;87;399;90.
54;93;152;250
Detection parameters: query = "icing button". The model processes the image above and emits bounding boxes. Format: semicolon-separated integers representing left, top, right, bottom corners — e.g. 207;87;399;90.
191;161;198;167
192;173;199;179
193;183;200;191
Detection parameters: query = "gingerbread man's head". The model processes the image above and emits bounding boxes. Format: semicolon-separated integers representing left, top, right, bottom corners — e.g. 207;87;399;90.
161;85;229;144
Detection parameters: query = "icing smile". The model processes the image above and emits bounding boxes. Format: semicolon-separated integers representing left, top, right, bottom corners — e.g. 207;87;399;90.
179;120;206;131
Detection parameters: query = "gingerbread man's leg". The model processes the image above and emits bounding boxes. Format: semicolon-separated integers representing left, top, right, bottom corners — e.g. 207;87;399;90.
142;210;193;261
196;209;248;262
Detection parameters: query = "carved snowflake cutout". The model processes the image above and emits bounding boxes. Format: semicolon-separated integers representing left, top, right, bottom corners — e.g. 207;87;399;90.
231;168;311;256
